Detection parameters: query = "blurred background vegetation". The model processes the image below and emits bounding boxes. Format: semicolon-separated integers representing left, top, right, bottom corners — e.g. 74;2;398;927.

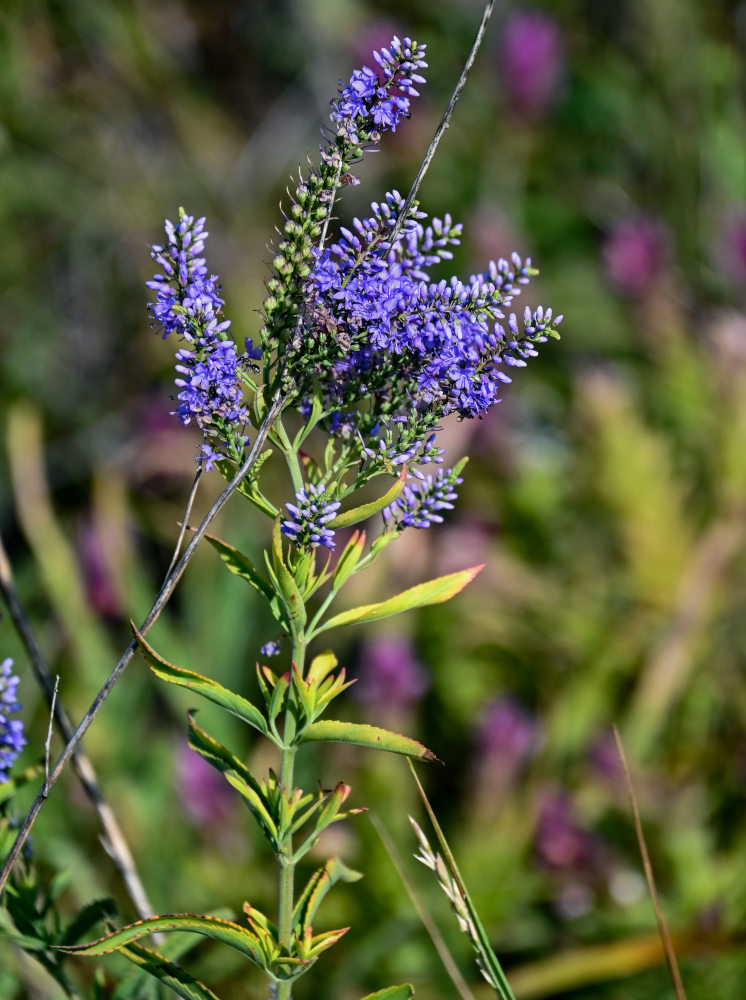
2;0;746;997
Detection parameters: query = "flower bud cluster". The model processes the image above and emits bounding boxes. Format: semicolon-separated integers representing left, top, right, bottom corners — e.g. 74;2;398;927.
383;466;464;531
0;659;26;783
281;484;342;551
148;212;256;468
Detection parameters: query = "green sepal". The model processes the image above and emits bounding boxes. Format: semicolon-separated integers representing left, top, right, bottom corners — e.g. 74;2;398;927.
292;858;363;934
132;625;271;739
360;987;415;999
314;565;484;634
332;530;366;589
301;721;440;763
115;940;222;1000
271;520;307;634
187;715;280;847
203;534;282;620
329;466;407;529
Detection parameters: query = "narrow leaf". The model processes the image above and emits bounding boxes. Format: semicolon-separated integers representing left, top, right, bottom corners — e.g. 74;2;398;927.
302;720;439;763
306;651;338;685
315;566;484;634
133;625;269;737
293;858;363;932
116;940;222;1000
332;530;366;589
329;467;407;529
55;914;266;969
272;520;307;633
203;534;275;604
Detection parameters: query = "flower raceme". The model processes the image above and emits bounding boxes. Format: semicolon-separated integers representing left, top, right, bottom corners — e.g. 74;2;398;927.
0;658;26;783
147;212;259;469
146;35;561;553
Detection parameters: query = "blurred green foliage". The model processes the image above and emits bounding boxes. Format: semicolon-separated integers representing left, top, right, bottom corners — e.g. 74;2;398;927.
2;0;746;997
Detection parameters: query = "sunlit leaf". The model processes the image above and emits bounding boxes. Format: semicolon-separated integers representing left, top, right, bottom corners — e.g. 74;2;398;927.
116;940;222;1000
132;625;269;737
302;721;439;762
314;565;484;634
329;467;407;528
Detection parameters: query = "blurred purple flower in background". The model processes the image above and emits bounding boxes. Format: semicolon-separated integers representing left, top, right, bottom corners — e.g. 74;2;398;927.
477;697;540;771
77;519;122;619
534;789;600;872
498;10;566;120
176;744;234;832
352;636;429;716
602;216;672;297
721;211;746;286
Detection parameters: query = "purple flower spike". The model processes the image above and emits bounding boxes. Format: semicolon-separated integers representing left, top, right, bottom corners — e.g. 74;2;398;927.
147;212;257;468
281;483;342;550
0;659;26;783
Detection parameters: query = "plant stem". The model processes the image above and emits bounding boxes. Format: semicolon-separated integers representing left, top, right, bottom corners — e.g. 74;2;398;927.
276;634;306;1000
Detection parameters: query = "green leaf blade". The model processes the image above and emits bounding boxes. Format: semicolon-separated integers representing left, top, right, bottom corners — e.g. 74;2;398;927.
360;986;415;999
302;720;439;763
116;940;223;1000
132;625;269;737
316;565;484;633
329;467;407;529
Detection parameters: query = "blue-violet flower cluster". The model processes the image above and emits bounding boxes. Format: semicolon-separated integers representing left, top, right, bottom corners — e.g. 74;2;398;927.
148;212;258;469
281;485;342;551
0;659;26;783
330;36;427;142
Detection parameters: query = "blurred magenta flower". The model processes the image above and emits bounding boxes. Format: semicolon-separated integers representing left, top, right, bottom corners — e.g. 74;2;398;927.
498;11;566;120
477;697;539;770
77;519;122;619
175;744;234;831
352;636;429;715
534;790;600;871
602;217;672;297
721;212;746;286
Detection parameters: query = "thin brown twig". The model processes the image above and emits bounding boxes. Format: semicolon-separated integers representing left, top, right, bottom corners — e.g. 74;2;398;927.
0;531;158;923
42;675;59;794
164;447;204;579
387;0;496;250
0;386;287;897
613;726;688;1000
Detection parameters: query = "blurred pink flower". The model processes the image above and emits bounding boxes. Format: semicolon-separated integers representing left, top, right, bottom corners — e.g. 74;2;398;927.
477;697;540;772
77;518;122;618
602;217;672;297
352;635;429;715
534;790;600;872
498;11;566;120
175;743;235;831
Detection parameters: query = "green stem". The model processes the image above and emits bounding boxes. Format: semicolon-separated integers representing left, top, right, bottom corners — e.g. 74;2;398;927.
275;634;306;1000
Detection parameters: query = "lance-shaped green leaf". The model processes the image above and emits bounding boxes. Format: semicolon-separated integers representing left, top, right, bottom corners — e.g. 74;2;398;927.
314;565;484;634
188;716;280;848
203;534;279;611
293;858;363;934
332;530;366;589
271;520;307;634
306;651;338;685
329;466;407;528
54;914;267;970
360;987;415;999
115;940;222;1000
301;721;440;763
133;625;270;739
